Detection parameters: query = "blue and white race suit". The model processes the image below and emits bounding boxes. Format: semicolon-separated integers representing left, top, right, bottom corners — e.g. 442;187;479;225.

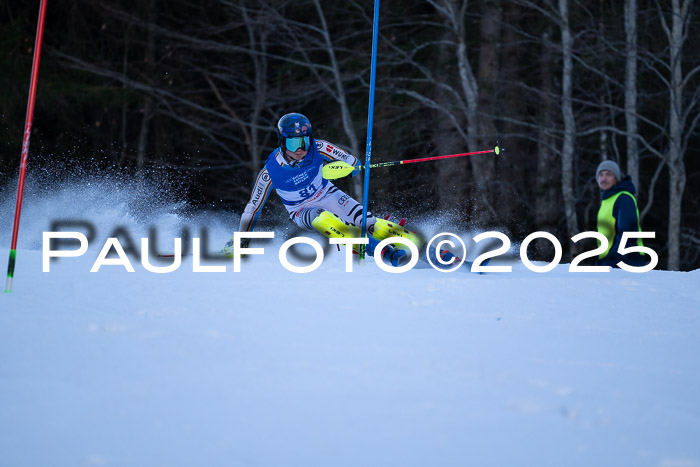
239;139;375;233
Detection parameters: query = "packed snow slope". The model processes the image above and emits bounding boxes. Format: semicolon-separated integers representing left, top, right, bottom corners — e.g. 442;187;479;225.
1;175;699;467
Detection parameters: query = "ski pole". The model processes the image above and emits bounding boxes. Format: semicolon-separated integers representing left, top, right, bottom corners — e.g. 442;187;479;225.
5;0;48;293
323;145;501;180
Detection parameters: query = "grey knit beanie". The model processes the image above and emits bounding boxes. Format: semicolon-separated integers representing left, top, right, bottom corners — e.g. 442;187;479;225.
596;160;621;182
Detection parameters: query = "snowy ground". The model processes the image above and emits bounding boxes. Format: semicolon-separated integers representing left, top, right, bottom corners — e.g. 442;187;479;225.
1;177;699;467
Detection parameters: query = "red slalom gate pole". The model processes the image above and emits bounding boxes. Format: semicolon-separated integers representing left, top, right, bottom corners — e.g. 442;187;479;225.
368;146;501;169
322;145;502;180
4;0;48;294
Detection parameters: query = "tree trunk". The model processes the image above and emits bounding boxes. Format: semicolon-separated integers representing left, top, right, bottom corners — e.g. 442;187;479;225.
436;29;469;213
558;0;580;255
120;26;130;166
624;0;639;189
451;2;497;221
312;0;363;200
535;28;560;244
425;0;496;221
666;0;689;270
243;4;266;187
498;1;526;221
475;0;502;218
137;0;156;176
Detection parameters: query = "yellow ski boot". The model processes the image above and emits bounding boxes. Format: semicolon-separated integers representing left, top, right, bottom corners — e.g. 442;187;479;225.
311;211;413;266
312;210;361;239
371;217;424;251
311;211;364;253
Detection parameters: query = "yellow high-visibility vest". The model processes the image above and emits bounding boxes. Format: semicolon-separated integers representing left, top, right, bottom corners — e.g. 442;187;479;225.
596;191;643;259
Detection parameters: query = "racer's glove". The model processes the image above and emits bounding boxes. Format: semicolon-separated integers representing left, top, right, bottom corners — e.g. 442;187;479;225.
338;166;361;182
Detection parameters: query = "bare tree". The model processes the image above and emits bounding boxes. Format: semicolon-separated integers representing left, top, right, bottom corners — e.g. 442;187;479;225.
558;0;581;249
657;0;697;269
136;0;156;176
476;0;503;214
624;0;640;189
535;27;562;241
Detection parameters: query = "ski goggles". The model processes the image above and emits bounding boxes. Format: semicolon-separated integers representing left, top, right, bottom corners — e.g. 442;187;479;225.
285;136;310;152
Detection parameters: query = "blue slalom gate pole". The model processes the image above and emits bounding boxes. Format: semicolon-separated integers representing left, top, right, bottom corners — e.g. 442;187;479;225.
359;0;380;260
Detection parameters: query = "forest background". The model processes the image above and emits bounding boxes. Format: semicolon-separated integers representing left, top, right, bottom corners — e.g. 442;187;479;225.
1;0;698;270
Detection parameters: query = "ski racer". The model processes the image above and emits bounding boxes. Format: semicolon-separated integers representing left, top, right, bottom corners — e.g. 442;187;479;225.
595;160;646;268
223;112;413;266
